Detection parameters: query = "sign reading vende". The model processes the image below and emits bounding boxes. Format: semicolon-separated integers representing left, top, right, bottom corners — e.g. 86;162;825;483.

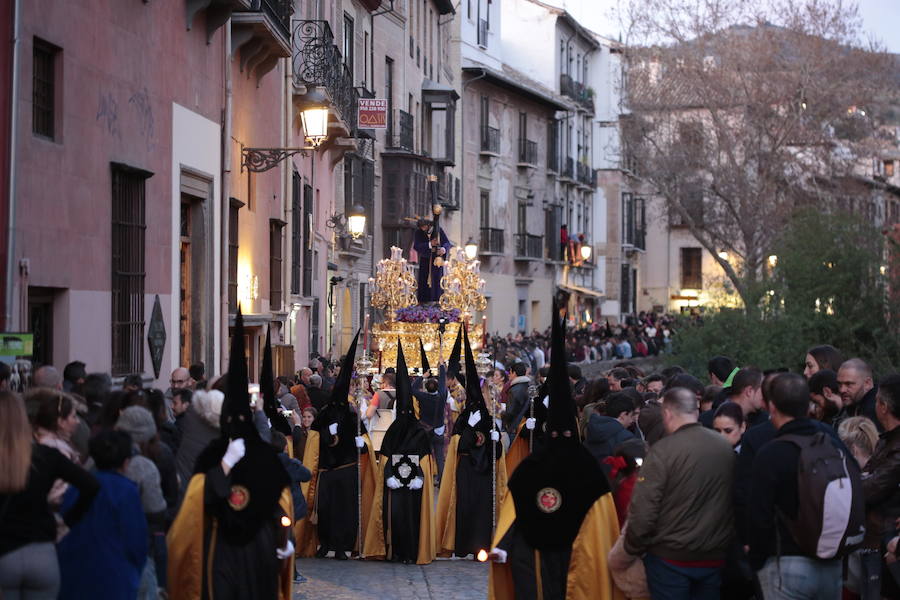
358;98;388;129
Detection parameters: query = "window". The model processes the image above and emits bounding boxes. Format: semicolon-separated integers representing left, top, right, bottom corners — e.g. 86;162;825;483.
229;199;241;311
32;38;58;139
517;201;527;234
480;190;490;228
385;57;394;141
302;183;313;296
342;14;354;74
270;220;285;312
681;247;703;289
363;32;369;88
291;173;301;295
885;160;895;178
111;164;150;376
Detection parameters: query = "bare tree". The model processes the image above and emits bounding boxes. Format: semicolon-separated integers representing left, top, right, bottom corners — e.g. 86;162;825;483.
620;0;897;312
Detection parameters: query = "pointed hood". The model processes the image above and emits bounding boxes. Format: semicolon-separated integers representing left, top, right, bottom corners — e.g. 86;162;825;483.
452;324;491;435
261;326;291;436
379;338;430;458
395;338;414;417
547;298;578;441
329;329;361;408
220;306;257;440
447;325;463;382
419;337;431;375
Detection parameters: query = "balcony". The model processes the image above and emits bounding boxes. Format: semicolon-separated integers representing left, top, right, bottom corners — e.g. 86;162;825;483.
517;138;537;167
480;227;504;254
547;144;559;173
514;233;544;260
186;0;251;41
437;171;460;211
480;125;500;155
559;73;594;112
391;109;415;151
293;20;360;136
561;156;574;180
576;161;594;187
478;18;489;47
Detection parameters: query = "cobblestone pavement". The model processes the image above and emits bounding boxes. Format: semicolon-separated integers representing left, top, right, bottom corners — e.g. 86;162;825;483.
293;556;488;599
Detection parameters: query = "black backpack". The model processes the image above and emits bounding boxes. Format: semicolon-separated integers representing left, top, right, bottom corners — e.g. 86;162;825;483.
779;432;866;559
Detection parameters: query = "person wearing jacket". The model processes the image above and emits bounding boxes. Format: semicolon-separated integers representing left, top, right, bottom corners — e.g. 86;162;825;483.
861;374;900;598
585;393;636;464
501;363;531;438
617;387;735;600
57;431;148;600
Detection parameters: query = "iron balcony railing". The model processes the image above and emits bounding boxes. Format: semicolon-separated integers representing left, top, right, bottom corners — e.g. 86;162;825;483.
577;161;593;186
515;233;543;259
394;109;414;151
481;125;500;153
478;18;489;47
293;20;360;133
518;138;537;165
547;142;559;172
562;156;574;179
256;0;291;40
559;73;594;111
480;227;504;254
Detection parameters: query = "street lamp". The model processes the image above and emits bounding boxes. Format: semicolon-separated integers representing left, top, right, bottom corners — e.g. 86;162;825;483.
768;255;778;268
580;243;592;262
347;204;367;239
464;238;479;260
300;105;329;149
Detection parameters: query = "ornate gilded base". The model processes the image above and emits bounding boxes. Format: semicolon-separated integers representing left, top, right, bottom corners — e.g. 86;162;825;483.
372;321;484;371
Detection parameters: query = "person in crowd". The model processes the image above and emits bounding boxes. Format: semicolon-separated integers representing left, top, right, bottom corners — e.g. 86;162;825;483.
365;371;396;420
638;374;664;395
32;365;62;390
364;342;436;565
269;429;311;583
607;367;630;392
615;336;633;359
188;363;206;391
307;374;330;413
749;373;860;600
57;431;148;600
585;392;637;464
602;438;647;528
616;387;735;600
578;378;611;437
173;388;223;495
568;365;587;405
502;362;531;438
809;369;842;424
123;374;144;394
639;390;666;446
436;327;507;559
858;374;900;599
708;356;738;387
171;387;192;433
80;372;112;431
838;416;879;469
275;376;299;412
167;309;294;600
701;368;766;430
290;374;312;413
700;384;721;413
297;331;376;561
62;361;87;394
712;401;746;451
290;406;317;463
31;389;82;465
0;391;99;599
837;358;880;431
803;345;844;379
487;301;622;600
413;364;449;481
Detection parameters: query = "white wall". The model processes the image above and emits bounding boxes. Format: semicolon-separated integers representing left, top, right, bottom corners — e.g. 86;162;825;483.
461;0;503;69
500;0;556;86
170;103;221;384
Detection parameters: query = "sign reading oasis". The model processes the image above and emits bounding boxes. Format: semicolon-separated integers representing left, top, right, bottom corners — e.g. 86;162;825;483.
358;98;388;129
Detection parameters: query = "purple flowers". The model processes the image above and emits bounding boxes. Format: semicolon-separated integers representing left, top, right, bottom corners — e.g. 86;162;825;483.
395;306;461;323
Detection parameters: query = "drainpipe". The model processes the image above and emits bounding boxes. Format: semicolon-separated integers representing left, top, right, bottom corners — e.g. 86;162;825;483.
5;0;20;332
459;68;486;248
221;20;233;374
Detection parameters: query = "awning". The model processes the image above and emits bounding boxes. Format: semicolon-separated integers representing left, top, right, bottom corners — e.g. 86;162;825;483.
558;284;604;299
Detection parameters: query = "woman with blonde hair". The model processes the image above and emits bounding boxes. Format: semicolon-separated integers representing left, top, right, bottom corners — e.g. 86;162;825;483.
837;416;879;469
0;391;99;599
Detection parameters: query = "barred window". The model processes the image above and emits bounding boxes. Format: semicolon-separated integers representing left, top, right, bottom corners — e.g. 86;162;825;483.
32;38;58;138
270;220;285;312
111;164;150;375
228;198;242;312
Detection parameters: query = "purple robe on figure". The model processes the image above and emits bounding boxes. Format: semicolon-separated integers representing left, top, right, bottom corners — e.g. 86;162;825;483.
412;226;451;304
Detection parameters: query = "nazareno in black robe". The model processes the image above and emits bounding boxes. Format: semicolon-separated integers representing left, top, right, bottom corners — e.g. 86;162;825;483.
452;412;502;558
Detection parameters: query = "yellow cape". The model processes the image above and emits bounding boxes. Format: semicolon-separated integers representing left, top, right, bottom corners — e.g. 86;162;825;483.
488;492;625;600
505;422;530;476
435;434;509;557
167;474;295;600
362;453;437;564
293;430;378;557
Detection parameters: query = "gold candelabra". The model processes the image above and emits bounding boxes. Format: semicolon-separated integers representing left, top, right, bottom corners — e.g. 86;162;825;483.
439;247;487;321
369;246;418;322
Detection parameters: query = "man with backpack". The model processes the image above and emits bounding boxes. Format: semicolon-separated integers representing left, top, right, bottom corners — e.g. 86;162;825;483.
749;373;865;599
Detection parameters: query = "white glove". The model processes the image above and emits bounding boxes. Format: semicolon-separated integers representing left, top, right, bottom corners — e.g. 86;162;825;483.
525;417;536;430
543;395;549;408
386;476;401;489
355;436;365;448
433;425;445;436
222;438;246;469
490;430;500;442
276;540;295;560
489;547;508;563
467;411;481;427
409;477;424;490
328;422;338;435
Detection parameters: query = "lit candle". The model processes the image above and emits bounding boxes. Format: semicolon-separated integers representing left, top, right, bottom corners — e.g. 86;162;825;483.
363;311;370;352
482;315;488;347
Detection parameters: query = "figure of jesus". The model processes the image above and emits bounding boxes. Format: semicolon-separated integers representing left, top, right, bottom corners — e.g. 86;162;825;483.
412;217;450;304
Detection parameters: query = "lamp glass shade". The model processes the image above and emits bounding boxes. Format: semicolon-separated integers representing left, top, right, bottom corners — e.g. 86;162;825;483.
347;205;366;239
300;107;329;146
464;240;478;260
580;243;592;261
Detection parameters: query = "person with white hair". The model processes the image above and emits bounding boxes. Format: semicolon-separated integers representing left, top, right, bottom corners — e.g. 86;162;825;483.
173;388;224;496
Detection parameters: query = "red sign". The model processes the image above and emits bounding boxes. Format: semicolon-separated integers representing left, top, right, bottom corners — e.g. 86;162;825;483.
358;98;388;129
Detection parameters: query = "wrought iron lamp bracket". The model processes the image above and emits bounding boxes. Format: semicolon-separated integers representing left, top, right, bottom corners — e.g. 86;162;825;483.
241;147;310;173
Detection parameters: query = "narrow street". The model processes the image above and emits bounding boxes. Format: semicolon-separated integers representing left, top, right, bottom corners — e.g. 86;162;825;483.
294;558;488;599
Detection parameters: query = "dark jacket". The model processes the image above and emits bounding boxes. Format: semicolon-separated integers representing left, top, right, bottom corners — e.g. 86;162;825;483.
174;405;219;494
584;414;635;463
502;376;532;436
277;453;312;519
734;419;776;544
748;418;849;570
308;387;330;412
639;399;666;445
413;366;447;431
835;386;882;433
625;422;735;561
861;425;900;548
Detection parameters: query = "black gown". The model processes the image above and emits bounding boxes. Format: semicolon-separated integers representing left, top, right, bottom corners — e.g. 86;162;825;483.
498;524;572;600
454;426;502;557
381;426;431;562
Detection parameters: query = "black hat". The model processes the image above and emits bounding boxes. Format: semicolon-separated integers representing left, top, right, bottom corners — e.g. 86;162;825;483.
452;324;491;435
379;338;430;458
329;329;361;408
447;325;463;381
220;306;256;440
419;337;431;374
505;298;610;551
261;326;291;436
